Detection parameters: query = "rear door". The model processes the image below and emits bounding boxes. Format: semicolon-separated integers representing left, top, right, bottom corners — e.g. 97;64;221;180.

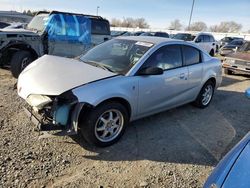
137;44;189;117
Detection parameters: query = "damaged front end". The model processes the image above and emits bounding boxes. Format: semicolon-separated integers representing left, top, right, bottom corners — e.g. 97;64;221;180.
23;91;85;136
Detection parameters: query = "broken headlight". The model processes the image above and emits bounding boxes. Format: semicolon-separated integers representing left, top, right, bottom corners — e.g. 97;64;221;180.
26;94;52;109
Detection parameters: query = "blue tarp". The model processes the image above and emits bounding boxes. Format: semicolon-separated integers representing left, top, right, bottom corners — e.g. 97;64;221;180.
45;14;91;44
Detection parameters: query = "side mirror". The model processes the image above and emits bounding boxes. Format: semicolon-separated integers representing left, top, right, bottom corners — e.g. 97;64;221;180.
245;88;250;99
195;38;201;43
137;67;163;76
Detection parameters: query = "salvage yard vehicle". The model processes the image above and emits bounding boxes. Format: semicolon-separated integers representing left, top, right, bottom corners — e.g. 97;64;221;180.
223;41;250;75
17;36;222;147
0;10;111;78
219;39;244;56
204;88;250;188
191;33;218;56
219;36;243;48
173;33;193;41
140;32;169;38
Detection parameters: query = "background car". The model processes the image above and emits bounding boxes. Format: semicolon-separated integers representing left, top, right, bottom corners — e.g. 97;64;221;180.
223;41;250;75
140;32;169;38
173;33;193;41
17;36;222;147
111;31;128;37
204;88;250;188
3;22;27;29
219;36;243;47
0;21;10;28
220;39;245;56
133;31;145;36
0;10;111;78
192;33;218;56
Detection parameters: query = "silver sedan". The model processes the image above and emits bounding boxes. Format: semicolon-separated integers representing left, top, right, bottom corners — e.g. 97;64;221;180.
17;36;222;147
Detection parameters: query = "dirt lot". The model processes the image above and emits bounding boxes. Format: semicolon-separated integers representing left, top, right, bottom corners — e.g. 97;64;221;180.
0;68;250;188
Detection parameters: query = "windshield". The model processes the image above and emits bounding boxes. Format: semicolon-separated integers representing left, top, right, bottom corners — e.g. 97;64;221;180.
229;40;243;45
239;42;250;52
27;13;49;32
80;39;153;74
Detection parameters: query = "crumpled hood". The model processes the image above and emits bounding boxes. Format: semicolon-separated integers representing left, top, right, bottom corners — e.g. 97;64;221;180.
18;55;117;99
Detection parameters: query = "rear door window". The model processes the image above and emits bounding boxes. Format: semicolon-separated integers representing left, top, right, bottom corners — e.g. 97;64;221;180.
204;35;210;42
182;45;201;66
196;35;204;42
209;36;215;42
91;19;110;35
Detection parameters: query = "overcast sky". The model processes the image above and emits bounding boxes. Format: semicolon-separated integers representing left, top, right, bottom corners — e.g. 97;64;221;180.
1;0;250;31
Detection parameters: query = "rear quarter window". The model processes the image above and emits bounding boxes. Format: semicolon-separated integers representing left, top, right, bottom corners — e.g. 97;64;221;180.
182;45;201;66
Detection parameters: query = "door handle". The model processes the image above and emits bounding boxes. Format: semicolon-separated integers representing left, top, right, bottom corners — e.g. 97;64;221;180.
179;73;185;79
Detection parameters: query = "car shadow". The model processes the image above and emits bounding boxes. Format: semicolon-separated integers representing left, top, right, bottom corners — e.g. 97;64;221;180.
70;87;250;167
220;74;250;87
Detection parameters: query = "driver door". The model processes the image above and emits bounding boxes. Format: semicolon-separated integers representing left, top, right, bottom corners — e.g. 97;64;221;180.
136;45;189;117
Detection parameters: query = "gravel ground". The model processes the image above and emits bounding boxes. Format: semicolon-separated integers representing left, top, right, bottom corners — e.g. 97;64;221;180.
0;68;250;188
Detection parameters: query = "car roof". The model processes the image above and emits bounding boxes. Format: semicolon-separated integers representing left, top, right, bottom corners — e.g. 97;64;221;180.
116;36;179;45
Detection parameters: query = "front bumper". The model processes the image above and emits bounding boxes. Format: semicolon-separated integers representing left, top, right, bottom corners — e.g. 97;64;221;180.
23;106;67;131
23;101;86;136
220;49;233;56
223;64;250;74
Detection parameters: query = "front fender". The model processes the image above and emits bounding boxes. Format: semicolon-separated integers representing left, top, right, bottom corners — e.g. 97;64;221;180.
71;76;138;119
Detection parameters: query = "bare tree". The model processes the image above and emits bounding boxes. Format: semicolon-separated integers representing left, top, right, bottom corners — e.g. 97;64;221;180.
110;17;150;28
134;18;149;29
186;21;207;31
110;18;122;27
210;21;242;32
169;19;182;30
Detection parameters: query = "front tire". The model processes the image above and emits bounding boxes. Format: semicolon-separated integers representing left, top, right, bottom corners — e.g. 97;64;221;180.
10;50;34;78
80;102;129;147
193;80;215;108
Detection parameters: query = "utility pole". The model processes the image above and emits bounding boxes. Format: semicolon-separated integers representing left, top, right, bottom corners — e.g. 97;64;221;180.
96;6;100;16
188;0;195;30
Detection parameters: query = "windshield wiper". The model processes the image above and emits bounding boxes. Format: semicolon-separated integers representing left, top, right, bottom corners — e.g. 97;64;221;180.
83;60;115;73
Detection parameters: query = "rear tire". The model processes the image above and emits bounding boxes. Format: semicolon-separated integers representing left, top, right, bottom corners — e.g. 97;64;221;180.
10;50;34;78
193;80;215;109
224;68;233;75
79;102;129;147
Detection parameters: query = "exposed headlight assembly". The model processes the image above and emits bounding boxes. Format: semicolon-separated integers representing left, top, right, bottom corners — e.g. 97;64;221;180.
26;94;52;109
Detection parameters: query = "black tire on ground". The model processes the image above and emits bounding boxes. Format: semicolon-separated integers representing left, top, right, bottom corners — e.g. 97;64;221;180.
216;45;219;53
79;102;129;147
224;68;233;75
193;80;215;109
209;49;215;56
10;50;34;78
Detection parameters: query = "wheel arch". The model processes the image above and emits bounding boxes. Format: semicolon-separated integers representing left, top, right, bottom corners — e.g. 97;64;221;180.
77;97;132;123
207;77;216;87
2;41;39;61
